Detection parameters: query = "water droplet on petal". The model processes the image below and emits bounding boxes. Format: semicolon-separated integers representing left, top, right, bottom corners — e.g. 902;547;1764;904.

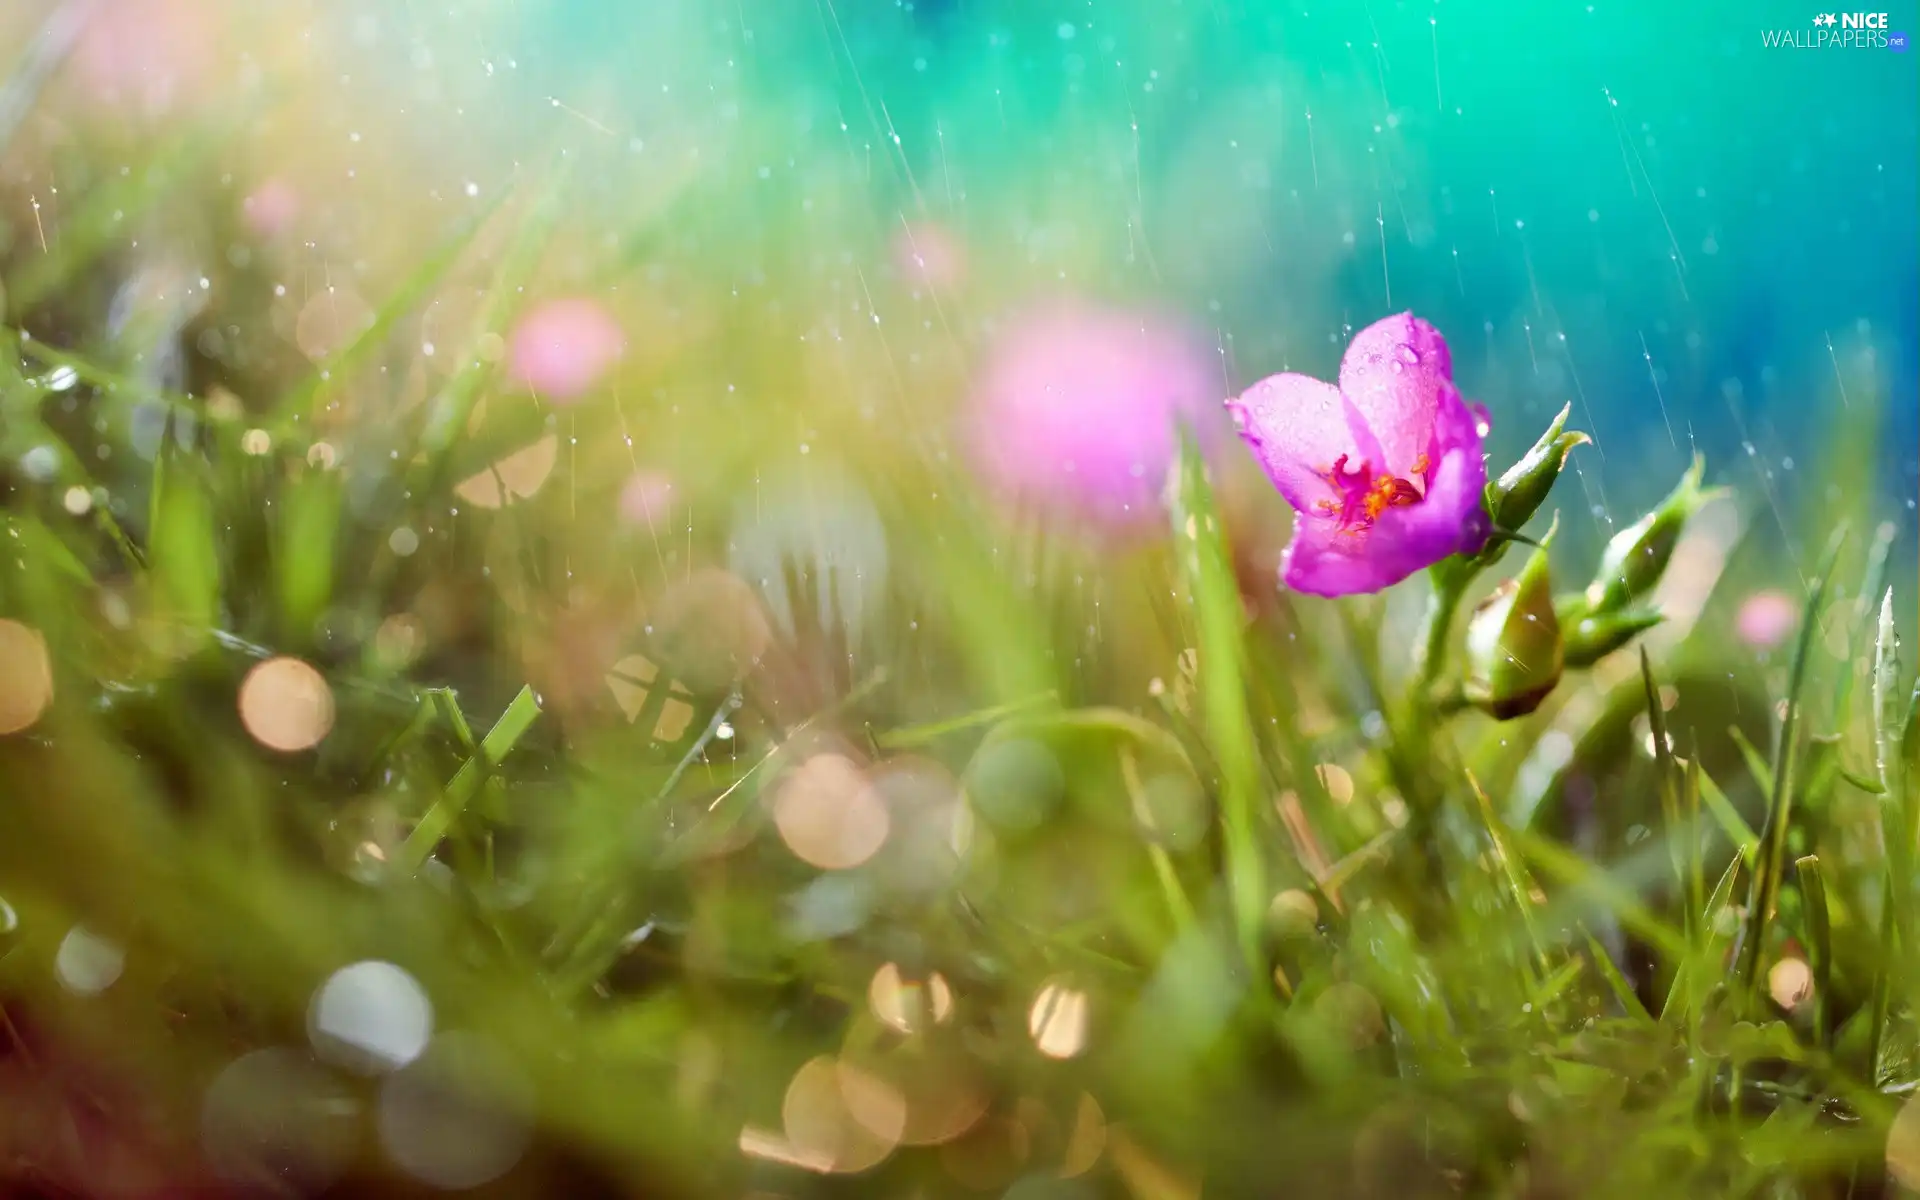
1389;360;1404;374
1397;344;1421;365
1469;402;1492;438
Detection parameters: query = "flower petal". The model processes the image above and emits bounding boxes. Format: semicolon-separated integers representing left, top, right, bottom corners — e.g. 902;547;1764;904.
1227;373;1356;514
1337;312;1456;480
1279;443;1489;597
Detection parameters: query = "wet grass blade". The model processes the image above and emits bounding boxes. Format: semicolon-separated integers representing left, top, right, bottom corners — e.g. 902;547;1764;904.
416;163;575;472
1733;527;1846;1004
1169;431;1265;973
1729;725;1774;807
1512;827;1689;966
1795;855;1832;1048
1698;767;1759;863
1662;852;1744;1025
271;192;508;430
147;427;220;641
399;686;543;871
1584;927;1654;1024
272;464;342;645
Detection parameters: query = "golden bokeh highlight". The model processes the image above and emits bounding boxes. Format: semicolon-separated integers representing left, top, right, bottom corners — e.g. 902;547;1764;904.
0;620;54;735
453;434;559;509
373;614;425;671
242;428;272;455
294;286;374;361
1768;957;1813;1012
62;486;92;515
778;1055;904;1175
868;962;954;1034
1060;1092;1107;1178
1028;980;1089;1060
1314;762;1355;804
650;568;773;692
238;657;335;752
737;1125;832;1174
1266;889;1320;941
772;754;889;871
307;442;338;469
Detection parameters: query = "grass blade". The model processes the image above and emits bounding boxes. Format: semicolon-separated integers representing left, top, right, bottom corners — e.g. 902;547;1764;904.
399;686;543;871
1795;855;1831;1045
1168;431;1265;972
1584;927;1654;1024
1698;767;1759;863
1733;527;1846;1004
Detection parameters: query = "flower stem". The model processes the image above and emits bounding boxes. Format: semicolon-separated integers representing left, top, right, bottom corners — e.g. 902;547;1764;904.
1413;567;1470;696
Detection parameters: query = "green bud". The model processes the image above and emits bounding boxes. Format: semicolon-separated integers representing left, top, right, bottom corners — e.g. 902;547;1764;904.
1465;537;1564;720
1583;455;1715;613
1562;608;1664;669
1485;403;1590;540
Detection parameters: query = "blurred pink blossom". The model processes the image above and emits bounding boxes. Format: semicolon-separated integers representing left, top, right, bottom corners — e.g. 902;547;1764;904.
619;470;676;527
893;222;966;290
70;0;215;116
242;178;300;239
507;298;625;403
966;300;1218;532
1736;590;1798;649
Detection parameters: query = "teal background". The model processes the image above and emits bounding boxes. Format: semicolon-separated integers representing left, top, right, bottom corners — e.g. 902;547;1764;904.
367;0;1918;548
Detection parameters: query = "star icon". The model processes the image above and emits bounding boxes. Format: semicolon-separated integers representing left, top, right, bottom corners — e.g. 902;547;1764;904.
1814;12;1836;25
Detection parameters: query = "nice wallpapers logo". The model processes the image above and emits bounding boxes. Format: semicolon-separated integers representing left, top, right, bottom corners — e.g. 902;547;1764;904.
1763;11;1909;48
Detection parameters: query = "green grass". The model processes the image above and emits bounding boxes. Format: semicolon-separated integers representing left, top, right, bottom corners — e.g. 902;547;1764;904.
1;58;1917;1200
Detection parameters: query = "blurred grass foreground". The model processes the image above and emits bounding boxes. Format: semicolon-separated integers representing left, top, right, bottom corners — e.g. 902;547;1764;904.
1;0;1918;1197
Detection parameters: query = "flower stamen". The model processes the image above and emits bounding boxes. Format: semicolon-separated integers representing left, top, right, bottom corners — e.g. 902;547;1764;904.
1315;456;1425;534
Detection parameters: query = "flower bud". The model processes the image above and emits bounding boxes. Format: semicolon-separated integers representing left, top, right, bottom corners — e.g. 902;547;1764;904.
1485;403;1589;539
1465;540;1564;720
1562;608;1664;669
1583;455;1713;614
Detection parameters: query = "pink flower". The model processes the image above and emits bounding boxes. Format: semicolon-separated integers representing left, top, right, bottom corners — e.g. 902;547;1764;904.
507;298;624;403
1735;590;1798;649
1228;313;1490;597
966;301;1217;532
